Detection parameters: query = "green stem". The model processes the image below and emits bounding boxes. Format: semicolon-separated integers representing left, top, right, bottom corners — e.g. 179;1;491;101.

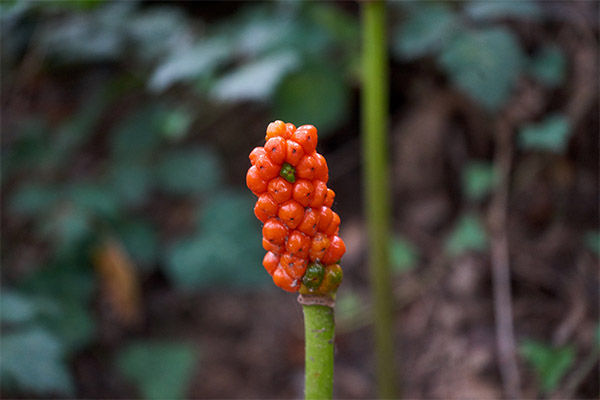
361;1;398;399
303;304;335;400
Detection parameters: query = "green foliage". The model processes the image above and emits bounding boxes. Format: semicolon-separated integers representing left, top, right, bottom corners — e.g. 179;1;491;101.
439;28;524;111
116;219;159;268
528;45;567;88
389;236;419;273
164;192;267;289
0;290;39;324
1;327;75;395
518;114;571;153
520;339;575;393
462;161;497;201
445;213;488;256
584;231;600;256
393;3;457;60
273;65;350;133
155;148;224;195
116;340;197;400
464;0;541;21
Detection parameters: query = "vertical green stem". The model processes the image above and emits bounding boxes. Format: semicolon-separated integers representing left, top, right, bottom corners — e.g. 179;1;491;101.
361;1;398;399
303;304;335;400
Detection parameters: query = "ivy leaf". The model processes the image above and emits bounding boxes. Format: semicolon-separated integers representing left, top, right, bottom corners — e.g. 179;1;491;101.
0;327;74;396
116;340;197;400
393;4;457;60
464;0;541;21
462;161;497;201
439;28;524;111
518;114;571;153
116;220;159;268
445;213;488;256
520;339;575;393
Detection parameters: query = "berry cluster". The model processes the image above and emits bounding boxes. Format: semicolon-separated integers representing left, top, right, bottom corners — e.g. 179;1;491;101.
246;121;345;294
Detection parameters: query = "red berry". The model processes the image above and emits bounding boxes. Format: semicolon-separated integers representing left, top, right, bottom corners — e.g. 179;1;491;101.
264;136;287;165
263;252;279;275
262;218;288;246
249;147;267;165
313;153;329;182
280;252;308;279
262;237;283;253
285;123;296;139
285;139;304;166
324;211;340;236
321;235;345;265
296;154;316;180
292;179;314;207
324;188;335;208
309;180;327;208
254;193;278;222
310;233;330;261
317;206;333;231
278;199;304;229
292;125;318;155
297;208;320;237
267;177;293;204
273;266;298;292
246;166;268;195
286;230;311;259
255;154;280;180
266;120;287;141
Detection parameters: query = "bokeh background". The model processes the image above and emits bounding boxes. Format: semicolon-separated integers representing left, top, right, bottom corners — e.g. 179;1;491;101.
1;0;598;399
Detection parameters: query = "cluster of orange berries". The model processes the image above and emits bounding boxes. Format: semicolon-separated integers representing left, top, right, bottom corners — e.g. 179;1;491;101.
246;121;345;294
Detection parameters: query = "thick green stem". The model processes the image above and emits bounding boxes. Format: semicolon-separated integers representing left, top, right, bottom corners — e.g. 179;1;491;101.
361;1;398;399
303;304;335;400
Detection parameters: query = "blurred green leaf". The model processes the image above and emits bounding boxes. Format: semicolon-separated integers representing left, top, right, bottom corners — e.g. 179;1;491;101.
8;182;60;217
439;28;524;111
584;231;600;256
117;220;159;268
39;300;95;353
465;0;541;21
528;45;567;88
0;290;38;324
0;327;74;396
155;148;223;195
212;51;298;102
117;340;197;400
520;339;575;393
107;161;152;206
110;104;167;160
335;290;363;321
162;108;193;142
390;236;419;273
518;114;571;153
273;65;350;134
149;39;232;92
462;161;497;201
393;4;457;60
68;183;121;217
445;213;488;256
38;205;91;249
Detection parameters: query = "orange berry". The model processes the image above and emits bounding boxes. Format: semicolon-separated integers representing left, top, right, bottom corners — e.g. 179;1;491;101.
262;237;283;253
254;193;278;222
324;211;340;236
266;120;287;141
296;154;316;180
267;177;293;204
263;252;279;275
310;233;330;261
285;123;296;139
262;218;288;246
292;179;314;207
324;188;335;208
280;252;308;279
264;136;287;165
297;208;320;236
272;266;298;292
321;235;345;265
278;199;304;229
317;206;333;231
313;153;329;182
286;230;311;259
249;147;266;165
285;139;304;166
292;125;318;155
246;166;268;195
255;154;280;180
309;180;327;208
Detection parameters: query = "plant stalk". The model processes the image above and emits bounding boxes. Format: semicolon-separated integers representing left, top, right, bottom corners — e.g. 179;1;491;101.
361;1;398;398
303;304;335;400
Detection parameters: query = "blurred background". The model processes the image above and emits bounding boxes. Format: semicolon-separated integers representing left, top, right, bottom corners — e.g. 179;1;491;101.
1;0;598;399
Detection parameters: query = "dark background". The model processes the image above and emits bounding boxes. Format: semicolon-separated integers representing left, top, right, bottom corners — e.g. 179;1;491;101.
1;1;598;399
